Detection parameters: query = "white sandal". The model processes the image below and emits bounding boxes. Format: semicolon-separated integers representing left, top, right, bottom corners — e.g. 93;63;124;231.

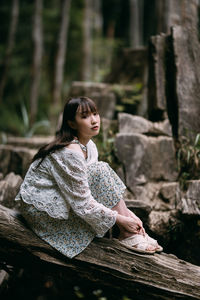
117;234;156;254
145;233;163;253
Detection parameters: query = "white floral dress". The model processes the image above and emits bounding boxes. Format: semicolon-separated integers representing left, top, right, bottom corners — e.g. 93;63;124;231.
15;140;126;258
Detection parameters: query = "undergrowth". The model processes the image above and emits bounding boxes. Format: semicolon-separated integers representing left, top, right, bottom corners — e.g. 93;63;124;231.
177;133;200;188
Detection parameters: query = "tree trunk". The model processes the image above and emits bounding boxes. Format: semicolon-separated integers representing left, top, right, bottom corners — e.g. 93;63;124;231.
93;0;103;34
92;0;103;80
29;0;43;125
129;0;144;48
0;0;19;103
52;0;71;106
0;204;200;300
81;0;93;81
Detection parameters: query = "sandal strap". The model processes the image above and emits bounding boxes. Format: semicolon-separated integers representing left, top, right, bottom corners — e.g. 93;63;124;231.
145;233;158;246
121;235;150;251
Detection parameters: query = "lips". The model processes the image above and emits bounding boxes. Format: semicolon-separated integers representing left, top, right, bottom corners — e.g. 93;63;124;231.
91;126;99;130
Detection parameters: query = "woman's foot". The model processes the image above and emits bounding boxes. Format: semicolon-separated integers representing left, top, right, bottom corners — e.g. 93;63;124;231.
117;234;157;254
144;233;163;253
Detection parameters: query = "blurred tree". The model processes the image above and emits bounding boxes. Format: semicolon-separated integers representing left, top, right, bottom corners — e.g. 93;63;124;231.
129;0;144;48
91;0;103;80
52;0;71;106
30;0;43;125
81;0;93;81
0;0;19;103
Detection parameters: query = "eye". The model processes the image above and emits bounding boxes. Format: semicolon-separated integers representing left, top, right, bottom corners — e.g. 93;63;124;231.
81;114;88;119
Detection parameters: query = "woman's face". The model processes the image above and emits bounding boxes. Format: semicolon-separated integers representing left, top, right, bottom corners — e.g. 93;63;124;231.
73;106;100;140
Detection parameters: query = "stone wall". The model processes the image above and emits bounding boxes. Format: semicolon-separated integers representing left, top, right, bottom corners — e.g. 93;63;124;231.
148;26;200;142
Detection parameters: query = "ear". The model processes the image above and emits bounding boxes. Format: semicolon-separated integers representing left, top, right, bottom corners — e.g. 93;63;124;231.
68;120;77;130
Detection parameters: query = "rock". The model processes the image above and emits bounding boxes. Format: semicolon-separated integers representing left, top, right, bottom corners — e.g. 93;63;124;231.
152;119;172;137
0;145;36;177
132;181;176;211
148;33;168;120
177;180;200;216
6;136;54;149
0;146;11;176
119;113;152;134
0;172;23;208
118;113;172;136
159;182;178;209
132;182;162;204
148;210;180;242
148;24;200;141
165;0;199;34
123;186;153;222
126;199;152;224
115;133;178;194
172;26;200;141
69;81;116;119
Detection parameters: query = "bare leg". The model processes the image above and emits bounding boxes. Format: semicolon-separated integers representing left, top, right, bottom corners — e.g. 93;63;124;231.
112;199;134;239
112;199;156;251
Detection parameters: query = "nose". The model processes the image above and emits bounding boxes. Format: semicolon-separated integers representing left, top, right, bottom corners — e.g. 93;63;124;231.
91;114;97;124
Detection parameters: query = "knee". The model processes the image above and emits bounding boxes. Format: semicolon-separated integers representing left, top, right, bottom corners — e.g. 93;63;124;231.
91;161;110;177
87;162;111;183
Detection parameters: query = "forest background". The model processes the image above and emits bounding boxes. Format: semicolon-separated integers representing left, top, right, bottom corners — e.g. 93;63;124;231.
1;1;200;299
0;0;172;137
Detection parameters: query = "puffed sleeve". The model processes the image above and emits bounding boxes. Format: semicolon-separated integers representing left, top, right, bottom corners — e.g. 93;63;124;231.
49;149;118;237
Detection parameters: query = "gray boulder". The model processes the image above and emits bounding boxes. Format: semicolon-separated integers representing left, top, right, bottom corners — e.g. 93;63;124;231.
177;180;200;216
6;136;53;149
148;210;180;242
115;133;178;194
159;182;178;210
148;34;168;119
172;26;200;141
0;145;36;177
69;81;116;119
118;113;172;136
132;181;177;211
0;172;23;208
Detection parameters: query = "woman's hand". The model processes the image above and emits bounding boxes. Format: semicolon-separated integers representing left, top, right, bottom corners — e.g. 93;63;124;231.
127;210;145;235
116;214;143;234
125;209;145;235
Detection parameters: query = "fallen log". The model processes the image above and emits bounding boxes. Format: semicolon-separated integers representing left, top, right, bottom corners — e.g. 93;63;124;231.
0;204;200;300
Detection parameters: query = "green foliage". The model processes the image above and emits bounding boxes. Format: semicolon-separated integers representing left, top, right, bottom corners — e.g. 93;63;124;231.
111;83;142;115
93;121;121;171
0;103;50;137
177;134;200;186
65;0;84;82
0;0;136;135
92;38;122;82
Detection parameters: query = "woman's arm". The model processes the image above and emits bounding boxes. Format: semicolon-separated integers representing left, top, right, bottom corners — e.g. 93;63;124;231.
49;150;118;237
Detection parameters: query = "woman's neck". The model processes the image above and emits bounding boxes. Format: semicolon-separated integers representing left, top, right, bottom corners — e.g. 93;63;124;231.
77;136;90;146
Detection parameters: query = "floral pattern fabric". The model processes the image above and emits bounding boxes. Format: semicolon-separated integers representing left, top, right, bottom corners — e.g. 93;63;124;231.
16;140;126;258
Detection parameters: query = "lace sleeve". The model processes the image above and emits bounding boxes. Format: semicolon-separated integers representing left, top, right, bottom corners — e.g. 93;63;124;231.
49;149;117;237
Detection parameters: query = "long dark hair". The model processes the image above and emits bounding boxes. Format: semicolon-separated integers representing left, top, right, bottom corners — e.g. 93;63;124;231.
32;96;98;164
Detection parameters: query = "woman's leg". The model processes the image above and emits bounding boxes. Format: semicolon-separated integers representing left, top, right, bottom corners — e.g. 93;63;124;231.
112;199;133;239
87;162;158;251
112;199;156;251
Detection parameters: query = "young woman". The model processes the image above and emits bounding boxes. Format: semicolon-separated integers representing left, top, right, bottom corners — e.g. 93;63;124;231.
15;97;162;258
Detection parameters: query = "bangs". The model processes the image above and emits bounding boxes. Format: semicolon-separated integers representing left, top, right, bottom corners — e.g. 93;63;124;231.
78;97;98;114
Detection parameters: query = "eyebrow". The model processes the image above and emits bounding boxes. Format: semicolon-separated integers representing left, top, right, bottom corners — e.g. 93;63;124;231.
80;111;88;114
79;110;91;115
